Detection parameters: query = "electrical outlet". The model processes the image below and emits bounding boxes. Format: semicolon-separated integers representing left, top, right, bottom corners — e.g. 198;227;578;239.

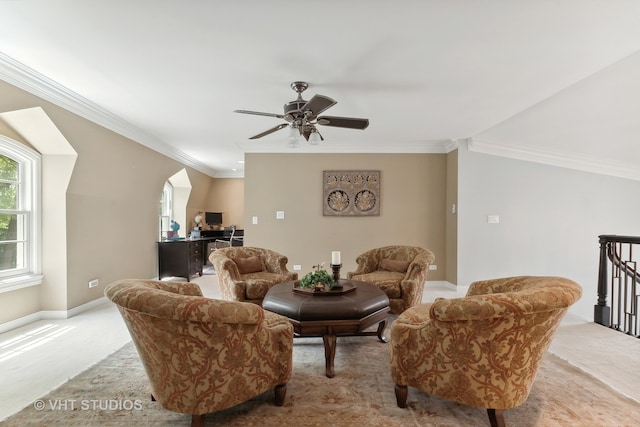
88;279;99;288
429;265;437;271
252;216;258;224
293;265;302;271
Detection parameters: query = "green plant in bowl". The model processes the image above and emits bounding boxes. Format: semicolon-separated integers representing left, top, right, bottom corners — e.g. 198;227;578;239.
299;263;337;291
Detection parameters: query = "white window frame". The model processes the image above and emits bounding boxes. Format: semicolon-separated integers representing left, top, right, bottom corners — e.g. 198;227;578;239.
159;181;173;240
0;136;42;293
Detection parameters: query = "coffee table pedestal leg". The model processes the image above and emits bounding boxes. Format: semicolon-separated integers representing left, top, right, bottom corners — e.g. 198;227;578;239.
377;319;388;343
322;334;337;378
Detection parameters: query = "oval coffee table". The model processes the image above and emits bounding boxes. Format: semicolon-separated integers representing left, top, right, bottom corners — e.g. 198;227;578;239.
262;279;390;378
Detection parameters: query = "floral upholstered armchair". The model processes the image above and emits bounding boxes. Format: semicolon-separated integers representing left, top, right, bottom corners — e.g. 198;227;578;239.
209;246;298;305
347;245;435;314
105;279;294;427
389;276;582;427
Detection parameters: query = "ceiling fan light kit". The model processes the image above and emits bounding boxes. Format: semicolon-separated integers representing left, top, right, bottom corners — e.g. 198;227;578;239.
287;124;302;148
308;128;322;145
234;81;369;147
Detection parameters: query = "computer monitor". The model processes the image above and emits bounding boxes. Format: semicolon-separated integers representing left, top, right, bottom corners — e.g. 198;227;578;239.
205;211;223;226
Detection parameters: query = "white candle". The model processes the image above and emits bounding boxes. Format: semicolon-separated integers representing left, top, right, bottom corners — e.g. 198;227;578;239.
331;251;341;265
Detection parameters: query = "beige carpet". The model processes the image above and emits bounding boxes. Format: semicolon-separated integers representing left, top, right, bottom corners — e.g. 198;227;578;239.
4;335;640;427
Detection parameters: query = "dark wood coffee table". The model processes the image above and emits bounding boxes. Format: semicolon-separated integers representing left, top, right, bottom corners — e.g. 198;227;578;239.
262;279;390;378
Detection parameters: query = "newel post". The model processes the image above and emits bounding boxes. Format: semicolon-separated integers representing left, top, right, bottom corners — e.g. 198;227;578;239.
594;235;610;326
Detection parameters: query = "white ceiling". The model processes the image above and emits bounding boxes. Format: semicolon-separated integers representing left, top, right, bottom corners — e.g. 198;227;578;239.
1;0;639;179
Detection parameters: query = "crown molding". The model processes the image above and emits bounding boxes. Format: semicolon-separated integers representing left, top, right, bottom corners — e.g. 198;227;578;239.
237;139;456;154
469;137;640;182
443;139;459;152
0;52;219;177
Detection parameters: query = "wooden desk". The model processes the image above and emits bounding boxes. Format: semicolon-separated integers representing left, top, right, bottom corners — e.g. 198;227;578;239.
201;229;244;245
157;229;244;279
157;239;209;280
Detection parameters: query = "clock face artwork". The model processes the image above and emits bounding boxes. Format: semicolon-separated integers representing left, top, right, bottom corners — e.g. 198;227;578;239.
323;170;380;216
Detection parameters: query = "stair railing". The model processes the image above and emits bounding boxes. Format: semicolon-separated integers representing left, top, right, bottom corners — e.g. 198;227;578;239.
595;235;640;336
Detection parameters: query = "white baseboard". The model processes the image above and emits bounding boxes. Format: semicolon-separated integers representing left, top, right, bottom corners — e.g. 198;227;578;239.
426;280;467;292
424;281;470;298
0;296;109;335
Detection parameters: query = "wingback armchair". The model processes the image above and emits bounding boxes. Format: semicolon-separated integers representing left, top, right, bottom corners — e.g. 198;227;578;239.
105;279;293;427
389;276;582;427
209;246;298;305
347;245;435;314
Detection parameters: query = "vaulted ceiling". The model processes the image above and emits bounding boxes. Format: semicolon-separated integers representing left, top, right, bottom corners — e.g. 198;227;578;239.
1;1;639;180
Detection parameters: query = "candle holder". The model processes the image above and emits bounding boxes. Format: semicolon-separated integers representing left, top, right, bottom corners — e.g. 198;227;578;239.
330;263;342;284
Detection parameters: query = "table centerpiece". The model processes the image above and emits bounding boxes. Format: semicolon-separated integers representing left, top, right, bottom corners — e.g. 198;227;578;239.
299;263;338;291
294;263;355;295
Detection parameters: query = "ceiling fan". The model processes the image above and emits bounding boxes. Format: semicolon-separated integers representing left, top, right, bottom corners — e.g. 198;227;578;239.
234;81;369;147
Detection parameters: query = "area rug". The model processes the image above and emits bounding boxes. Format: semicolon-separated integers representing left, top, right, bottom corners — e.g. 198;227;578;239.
4;335;640;426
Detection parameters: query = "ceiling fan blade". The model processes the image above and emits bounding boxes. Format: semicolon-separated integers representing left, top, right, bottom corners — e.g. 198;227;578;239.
249;123;289;139
317;116;369;130
234;109;285;119
301;95;337;115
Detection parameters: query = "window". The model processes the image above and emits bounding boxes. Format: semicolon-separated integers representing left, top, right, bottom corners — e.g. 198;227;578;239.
0;136;41;291
159;181;173;240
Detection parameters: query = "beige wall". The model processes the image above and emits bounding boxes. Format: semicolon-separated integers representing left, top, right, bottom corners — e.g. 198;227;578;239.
1;286;40;327
445;149;458;283
63;123;187;309
244;153;446;280
182;178;244;232
0;79;217;324
206;178;244;229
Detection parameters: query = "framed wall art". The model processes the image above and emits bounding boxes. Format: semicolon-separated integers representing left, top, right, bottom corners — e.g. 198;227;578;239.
323;170;380;216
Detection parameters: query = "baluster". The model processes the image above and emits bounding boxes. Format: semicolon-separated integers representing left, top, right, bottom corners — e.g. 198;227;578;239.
594;235;610;326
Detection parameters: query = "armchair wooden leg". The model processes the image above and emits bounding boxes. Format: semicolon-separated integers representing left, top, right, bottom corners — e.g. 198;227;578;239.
394;384;408;408
274;383;287;406
487;408;505;427
191;414;205;427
